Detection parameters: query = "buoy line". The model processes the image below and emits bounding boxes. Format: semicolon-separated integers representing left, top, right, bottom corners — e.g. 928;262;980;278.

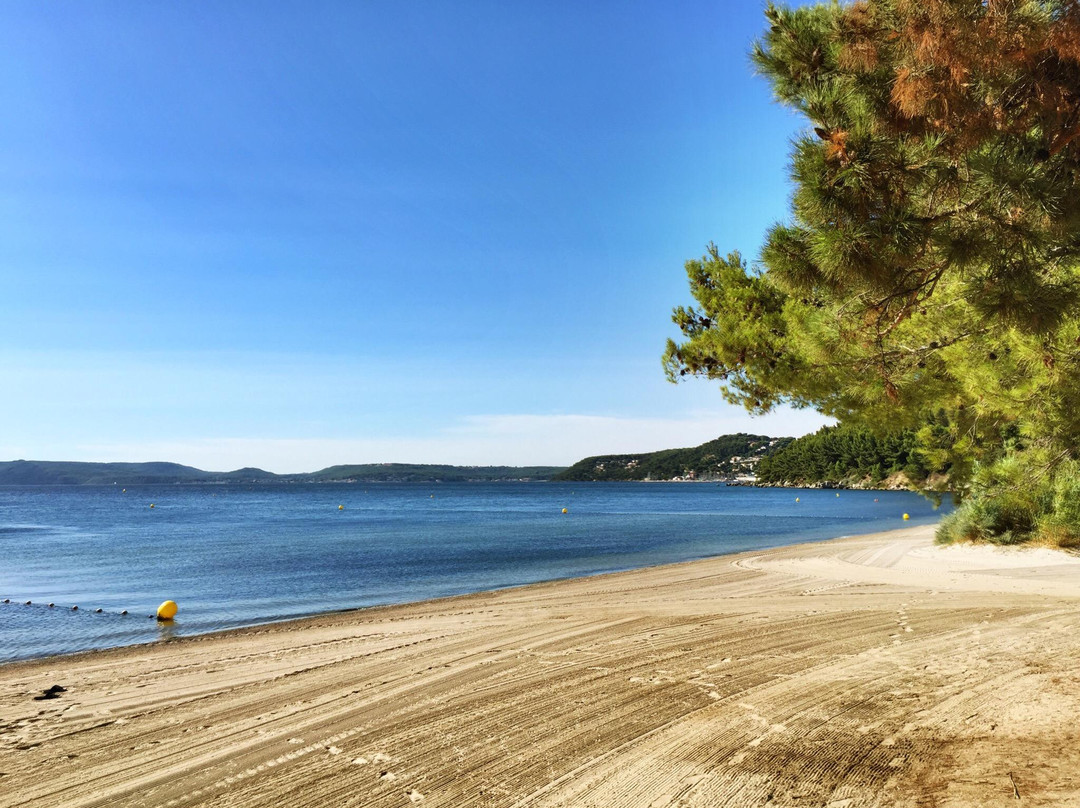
1;599;154;618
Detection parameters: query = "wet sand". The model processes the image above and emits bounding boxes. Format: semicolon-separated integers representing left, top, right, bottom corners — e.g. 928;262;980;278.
3;524;1080;807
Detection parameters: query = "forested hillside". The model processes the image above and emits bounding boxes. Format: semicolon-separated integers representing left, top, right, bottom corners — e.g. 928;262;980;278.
755;425;942;488
553;434;792;481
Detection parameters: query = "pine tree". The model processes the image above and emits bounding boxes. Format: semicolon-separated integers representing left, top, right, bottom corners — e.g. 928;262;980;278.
665;0;1080;544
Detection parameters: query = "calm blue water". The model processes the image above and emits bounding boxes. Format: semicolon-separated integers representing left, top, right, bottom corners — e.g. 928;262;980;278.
0;483;947;662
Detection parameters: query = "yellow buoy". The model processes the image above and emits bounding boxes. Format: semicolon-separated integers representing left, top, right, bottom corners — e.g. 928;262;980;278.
902;513;910;520
122;488;126;493
156;600;178;621
836;492;840;497
338;504;344;510
149;503;155;509
561;507;568;514
795;497;800;502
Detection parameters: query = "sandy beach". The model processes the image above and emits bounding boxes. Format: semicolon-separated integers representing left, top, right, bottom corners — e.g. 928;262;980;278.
3;524;1080;807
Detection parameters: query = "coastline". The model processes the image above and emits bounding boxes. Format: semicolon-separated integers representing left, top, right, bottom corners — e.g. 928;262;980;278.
0;484;944;665
3;523;1080;806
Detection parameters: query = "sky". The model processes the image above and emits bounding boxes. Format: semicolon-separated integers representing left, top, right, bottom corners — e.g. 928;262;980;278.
0;1;830;472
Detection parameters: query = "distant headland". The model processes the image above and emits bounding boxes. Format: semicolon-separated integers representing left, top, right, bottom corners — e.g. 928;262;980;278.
0;460;564;486
0;425;934;489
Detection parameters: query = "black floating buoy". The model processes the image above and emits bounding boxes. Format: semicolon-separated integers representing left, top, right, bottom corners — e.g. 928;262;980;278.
2;598;9;603
24;600;31;606
48;603;55;608
95;608;103;613
120;610;128;615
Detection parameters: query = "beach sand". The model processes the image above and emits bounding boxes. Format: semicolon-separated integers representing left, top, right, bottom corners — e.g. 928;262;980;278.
3;524;1080;807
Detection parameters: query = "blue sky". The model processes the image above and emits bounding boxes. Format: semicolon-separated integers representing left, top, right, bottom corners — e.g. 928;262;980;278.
0;1;829;471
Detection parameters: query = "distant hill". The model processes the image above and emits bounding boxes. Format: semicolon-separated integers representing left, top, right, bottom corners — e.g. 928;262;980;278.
0;460;278;486
0;460;564;486
553;434;794;482
308;464;563;483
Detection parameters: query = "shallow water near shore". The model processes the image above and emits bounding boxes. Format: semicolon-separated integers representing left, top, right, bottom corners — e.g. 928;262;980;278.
0;482;946;662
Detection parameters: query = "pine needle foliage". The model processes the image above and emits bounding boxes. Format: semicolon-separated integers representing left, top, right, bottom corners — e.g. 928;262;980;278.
664;0;1080;544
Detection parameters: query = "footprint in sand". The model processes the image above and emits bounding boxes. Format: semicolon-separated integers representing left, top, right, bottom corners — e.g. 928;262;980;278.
352;757;369;765
327;746;342;755
372;752;392;763
406;789;425;802
379;770;397;781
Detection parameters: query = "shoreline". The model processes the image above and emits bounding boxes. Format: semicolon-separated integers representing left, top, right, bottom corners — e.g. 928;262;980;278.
0;524;897;669
4;523;1080;806
1;492;942;667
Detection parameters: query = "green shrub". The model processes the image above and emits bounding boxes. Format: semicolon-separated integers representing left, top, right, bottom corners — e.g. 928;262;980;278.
935;454;1051;545
1035;460;1080;547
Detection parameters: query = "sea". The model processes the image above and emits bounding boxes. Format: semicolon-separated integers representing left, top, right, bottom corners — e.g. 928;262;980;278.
0;483;949;662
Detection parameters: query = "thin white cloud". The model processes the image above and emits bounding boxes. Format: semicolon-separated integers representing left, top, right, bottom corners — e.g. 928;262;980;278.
0;350;832;472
